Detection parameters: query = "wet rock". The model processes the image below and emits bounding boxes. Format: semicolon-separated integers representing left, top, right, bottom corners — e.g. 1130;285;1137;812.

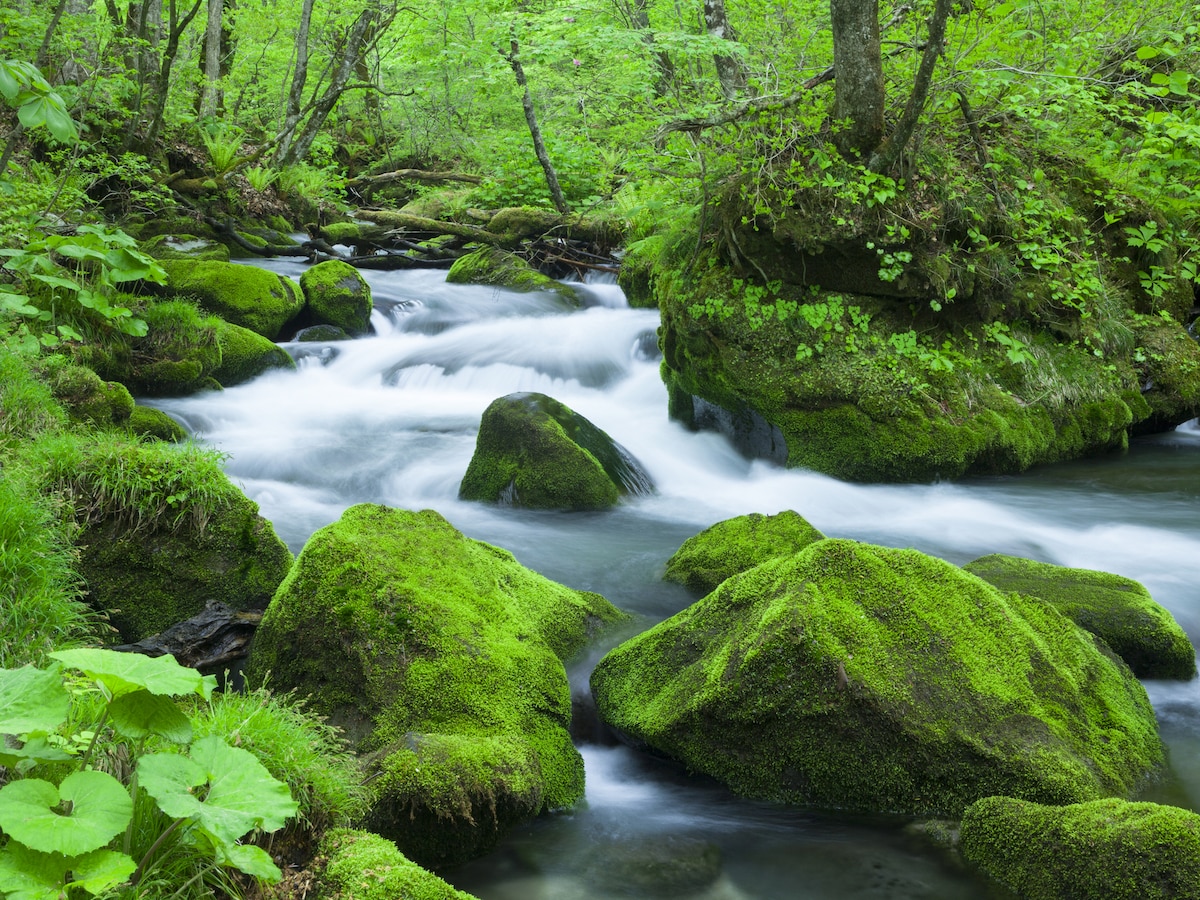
212;321;295;387
126;405;186;442
447;247;580;304
299;260;373;337
581;835;722;897
159;259;303;339
113;600;261;677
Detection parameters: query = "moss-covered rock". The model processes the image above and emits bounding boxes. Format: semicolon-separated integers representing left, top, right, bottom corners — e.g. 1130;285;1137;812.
591;539;1163;817
39;359;134;427
314;829;478;900
459;392;654;510
446;247;580;303
964;553;1196;680
295;324;350;342
298;260;373;336
664;510;825;594
141;234;231;262
212;321;295;387
1129;317;1200;435
247;504;627;868
158;260;303;339
960;796;1200;899
126;405;186;442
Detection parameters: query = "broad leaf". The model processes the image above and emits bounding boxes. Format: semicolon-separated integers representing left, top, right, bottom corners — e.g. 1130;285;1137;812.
41;102;77;144
29;273;81;292
0;735;74;771
216;843;282;881
0;66;19;102
0;842;63;900
0;666;69;735
0;771;131;856
139;736;297;846
102;248;162;282
67;849;137;894
109;690;192;743
15;95;48;131
49;649;213;700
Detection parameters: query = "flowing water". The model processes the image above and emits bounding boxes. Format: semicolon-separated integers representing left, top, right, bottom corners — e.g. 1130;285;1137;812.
152;260;1200;899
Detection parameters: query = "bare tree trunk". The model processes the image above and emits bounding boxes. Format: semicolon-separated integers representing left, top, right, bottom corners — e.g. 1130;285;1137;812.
502;36;569;215
273;0;314;165
144;0;205;145
198;0;224;118
830;0;884;158
703;0;747;101
35;0;70;75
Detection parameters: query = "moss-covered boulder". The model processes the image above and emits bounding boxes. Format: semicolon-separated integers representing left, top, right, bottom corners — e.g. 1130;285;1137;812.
964;554;1196;680
591;539;1163;817
1129;317;1200;435
298;260;373;336
960;796;1200;899
446;247;580;303
212;321;295;387
459;392;654;510
36;435;292;642
159;260;303;339
295;324;350;342
126;405;186;442
314;829;478;900
247;504;627;868
39;360;134;428
664;510;825;594
141;234;231;262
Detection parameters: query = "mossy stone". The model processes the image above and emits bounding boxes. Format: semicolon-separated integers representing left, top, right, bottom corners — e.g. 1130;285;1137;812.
592;539;1163;817
960;796;1200;899
664;510;825;594
40;360;134;427
295;324;350;342
964;553;1196;680
212;321;295;387
459;392;653;510
485;206;562;242
247;504;627;868
446;247;580;303
126;405;186;442
140;234;230;262
1128;319;1200;435
299;260;373;336
159;260;303;339
314;829;477;900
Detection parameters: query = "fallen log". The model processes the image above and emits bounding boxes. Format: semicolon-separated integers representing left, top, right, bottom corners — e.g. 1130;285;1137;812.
112;600;262;676
347;168;483;188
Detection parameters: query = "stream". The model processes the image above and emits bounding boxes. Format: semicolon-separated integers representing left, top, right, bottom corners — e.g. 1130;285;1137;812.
152;260;1200;899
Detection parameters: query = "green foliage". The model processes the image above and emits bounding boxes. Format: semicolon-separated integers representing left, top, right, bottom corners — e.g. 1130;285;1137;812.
0;650;299;899
0;60;78;147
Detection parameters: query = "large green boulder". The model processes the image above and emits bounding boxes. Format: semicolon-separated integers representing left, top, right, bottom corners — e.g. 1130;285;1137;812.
141;234;231;262
247;504;626;868
159;260;303;339
960;796;1200;899
460;392;654;510
212;321;295;387
591;539;1163;817
314;829;477;900
446;247;580;303
299;260;373;336
126;405;186;442
39;436;292;642
964;553;1196;680
664;510;825;594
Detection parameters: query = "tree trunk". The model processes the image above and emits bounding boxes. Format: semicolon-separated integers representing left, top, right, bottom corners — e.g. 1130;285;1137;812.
830;0;884;158
625;0;674;96
503;37;569;215
704;0;747;101
144;0;205;146
198;0;224;118
272;0;314;165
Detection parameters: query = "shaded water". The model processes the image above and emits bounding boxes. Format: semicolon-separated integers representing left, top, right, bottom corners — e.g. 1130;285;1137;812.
152;260;1200;898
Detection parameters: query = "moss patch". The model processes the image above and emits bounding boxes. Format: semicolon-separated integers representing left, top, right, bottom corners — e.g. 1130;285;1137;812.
960;796;1200;899
446;247;580;303
140;234;231;262
964;553;1196;680
314;829;477;900
247;504;627;868
212;321;295;387
38;358;134;428
664;510;825;594
126;405;186;442
592;539;1163;817
159;259;303;339
459;392;653;510
298;260;373;336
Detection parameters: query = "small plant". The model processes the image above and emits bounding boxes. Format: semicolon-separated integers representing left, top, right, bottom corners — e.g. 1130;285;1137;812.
0;649;299;899
199;125;246;176
244;166;278;193
0;60;78;149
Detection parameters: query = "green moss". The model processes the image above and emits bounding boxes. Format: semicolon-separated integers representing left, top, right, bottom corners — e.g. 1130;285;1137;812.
30;432;292;641
964;554;1196;680
459;392;653;510
159;260;303;339
38;358;134;427
298;260;373;336
617;235;666;309
446;247;580;303
664;510;825;594
211;321;295;387
126;405;186;442
0;349;66;448
140;234;231;262
247;504;627;868
315;829;478;900
485;206;562;242
319;222;364;245
1129;318;1200;434
960;796;1200;899
592;539;1163;817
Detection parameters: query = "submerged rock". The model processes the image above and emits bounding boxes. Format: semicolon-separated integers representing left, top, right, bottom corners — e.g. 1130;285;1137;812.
964;553;1196;680
591;539;1163;817
960;796;1200;899
247;504;627;868
159;259;303;339
299;259;373;336
459;392;654;510
664;510;825;594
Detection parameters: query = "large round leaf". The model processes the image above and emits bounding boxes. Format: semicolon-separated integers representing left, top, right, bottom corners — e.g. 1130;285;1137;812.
0;771;132;856
0;666;69;736
0;842;134;900
108;690;193;743
49;649;213;700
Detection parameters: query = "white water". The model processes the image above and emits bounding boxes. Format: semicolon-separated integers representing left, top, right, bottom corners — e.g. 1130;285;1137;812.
152;261;1200;898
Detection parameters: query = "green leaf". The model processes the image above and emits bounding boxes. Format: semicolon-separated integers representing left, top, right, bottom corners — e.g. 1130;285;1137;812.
29;273;81;292
1136;45;1161;60
0;665;69;735
0;771;132;856
15;95;48;131
0;842;64;900
139;736;298;846
67;849;137;894
41;102;77;144
49;649;213;700
108;690;193;743
0;734;74;770
0;66;19;102
215;843;282;881
1169;71;1191;95
102;248;162;282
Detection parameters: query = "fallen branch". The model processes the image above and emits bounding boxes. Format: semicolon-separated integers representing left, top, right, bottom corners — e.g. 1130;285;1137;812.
355;209;509;246
347;168;483;188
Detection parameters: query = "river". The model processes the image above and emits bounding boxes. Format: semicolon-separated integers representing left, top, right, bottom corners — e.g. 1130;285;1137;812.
152;260;1200;899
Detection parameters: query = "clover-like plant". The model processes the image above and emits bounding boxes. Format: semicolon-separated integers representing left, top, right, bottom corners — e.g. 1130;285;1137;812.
0;649;299;899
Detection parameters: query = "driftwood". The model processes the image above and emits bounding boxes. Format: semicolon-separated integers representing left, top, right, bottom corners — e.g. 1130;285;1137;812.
347;168;483;188
113;601;262;675
354;209;508;245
